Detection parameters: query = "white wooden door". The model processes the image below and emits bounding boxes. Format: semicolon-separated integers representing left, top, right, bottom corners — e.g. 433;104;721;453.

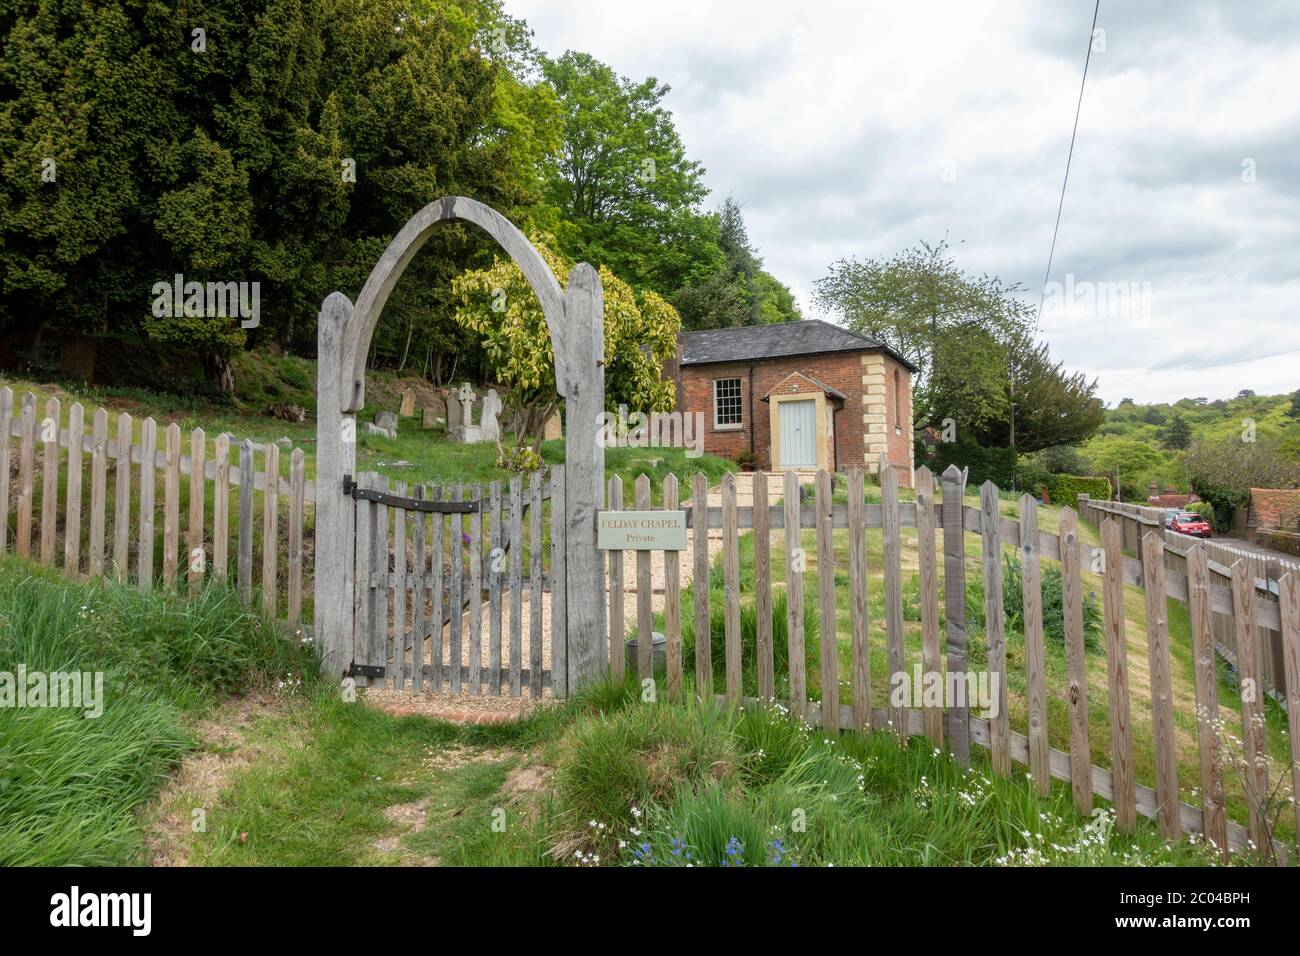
779;400;817;469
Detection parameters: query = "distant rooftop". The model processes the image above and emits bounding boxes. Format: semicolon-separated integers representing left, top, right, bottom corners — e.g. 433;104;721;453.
679;319;917;371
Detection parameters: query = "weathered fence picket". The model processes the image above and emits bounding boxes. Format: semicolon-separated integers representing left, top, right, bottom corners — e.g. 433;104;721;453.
41;398;59;566
16;394;35;558
915;467;940;746
139;418;156;589
981;480;1010;775
188;428;205;596
882;455;904;740
1231;558;1267;848
0;388;11;556
89;408;108;577
607;475;625;684
694;472;712;701
637;474;655;682
529;471;544;698
815;469;837;733
1142;528;1181;840
848;468;870;732
1281;573;1300;844
1020;493;1049;795
1101;517;1137;831
112;413;131;581
163;423;180;587
488;481;503;697
64;403;83;575
1188;545;1227;857
941;466;967;762
1059;507;1092;815
783;469;805;720
664;473;683;700
723;472;742;705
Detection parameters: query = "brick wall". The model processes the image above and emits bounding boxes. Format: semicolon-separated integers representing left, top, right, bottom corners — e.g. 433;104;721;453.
673;349;913;485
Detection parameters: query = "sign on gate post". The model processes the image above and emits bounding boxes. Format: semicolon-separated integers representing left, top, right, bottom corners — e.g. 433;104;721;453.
597;510;687;551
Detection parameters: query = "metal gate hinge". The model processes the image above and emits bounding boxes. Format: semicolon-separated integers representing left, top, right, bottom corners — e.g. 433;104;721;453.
348;663;385;679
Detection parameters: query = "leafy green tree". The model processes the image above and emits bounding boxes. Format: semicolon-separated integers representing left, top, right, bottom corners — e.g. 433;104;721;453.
452;234;679;451
1082;436;1167;498
1162;413;1192;450
674;196;799;330
814;238;1100;452
1288;388;1300;420
540;51;718;295
0;0;552;392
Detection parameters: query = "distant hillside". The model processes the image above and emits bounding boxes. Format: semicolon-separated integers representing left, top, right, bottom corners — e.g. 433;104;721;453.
1077;390;1300;499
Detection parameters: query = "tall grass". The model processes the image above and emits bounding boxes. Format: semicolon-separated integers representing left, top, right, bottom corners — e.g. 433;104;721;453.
545;683;1219;867
0;559;316;865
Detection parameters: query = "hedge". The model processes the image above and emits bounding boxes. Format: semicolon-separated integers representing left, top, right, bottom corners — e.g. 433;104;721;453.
1049;474;1113;504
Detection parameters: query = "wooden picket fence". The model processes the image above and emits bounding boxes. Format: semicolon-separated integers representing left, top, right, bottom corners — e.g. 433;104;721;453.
6;381;1300;860
603;459;1300;861
1080;496;1295;703
0;387;313;628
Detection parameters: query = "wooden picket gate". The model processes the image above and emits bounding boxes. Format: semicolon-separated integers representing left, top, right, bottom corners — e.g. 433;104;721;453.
345;469;556;697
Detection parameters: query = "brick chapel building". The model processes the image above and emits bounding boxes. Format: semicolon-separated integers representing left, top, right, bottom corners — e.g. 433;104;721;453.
664;319;916;485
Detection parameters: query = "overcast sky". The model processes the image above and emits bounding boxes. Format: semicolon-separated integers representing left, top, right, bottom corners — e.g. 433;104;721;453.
510;0;1300;405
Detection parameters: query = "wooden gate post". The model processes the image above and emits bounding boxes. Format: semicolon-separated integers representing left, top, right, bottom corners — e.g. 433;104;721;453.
315;292;357;679
558;264;606;693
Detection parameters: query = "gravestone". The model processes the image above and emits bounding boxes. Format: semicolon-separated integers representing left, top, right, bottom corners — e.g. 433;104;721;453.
543;410;562;441
421;407;439;429
375;410;399;433
480;389;502;443
445;389;462;430
399;388;416;417
448;383;481;443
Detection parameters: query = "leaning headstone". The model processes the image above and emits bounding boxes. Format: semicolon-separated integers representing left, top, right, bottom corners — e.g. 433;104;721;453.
375;410;399;433
399;388;416;417
480;389;502;443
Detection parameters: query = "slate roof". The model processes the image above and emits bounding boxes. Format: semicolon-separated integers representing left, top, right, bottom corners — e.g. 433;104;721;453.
679;319;917;371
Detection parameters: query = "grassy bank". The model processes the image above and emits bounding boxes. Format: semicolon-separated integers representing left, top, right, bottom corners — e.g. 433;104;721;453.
176;676;1219;867
0;559;316;865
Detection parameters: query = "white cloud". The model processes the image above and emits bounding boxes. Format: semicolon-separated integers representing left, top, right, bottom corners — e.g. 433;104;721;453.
510;0;1300;403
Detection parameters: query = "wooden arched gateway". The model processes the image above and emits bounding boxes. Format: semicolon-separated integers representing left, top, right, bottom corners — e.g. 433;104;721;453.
314;197;606;697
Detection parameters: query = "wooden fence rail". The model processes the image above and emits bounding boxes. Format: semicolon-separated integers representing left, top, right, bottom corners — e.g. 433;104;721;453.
0;388;312;630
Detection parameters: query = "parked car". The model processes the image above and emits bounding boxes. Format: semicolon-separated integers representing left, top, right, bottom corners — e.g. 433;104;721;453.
1170;512;1213;538
1163;508;1181;529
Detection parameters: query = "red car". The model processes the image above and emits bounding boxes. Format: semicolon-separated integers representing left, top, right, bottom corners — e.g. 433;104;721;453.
1169;512;1213;538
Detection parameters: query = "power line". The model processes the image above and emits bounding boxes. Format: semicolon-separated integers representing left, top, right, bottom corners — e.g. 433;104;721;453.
1166;344;1300;372
1033;0;1102;337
